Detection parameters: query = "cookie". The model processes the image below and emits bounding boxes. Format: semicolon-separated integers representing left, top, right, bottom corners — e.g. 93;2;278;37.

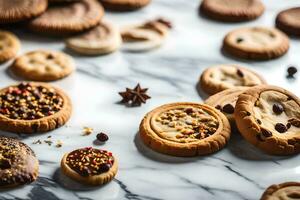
276;7;300;36
0;82;72;134
200;64;266;95
223;27;290;60
139;102;231;157
11;50;75;81
121;18;171;52
205;87;248;124
200;0;264;22
0;30;21;63
235;85;300;155
61;147;118;186
0;136;39;188
0;0;47;24
100;0;151;11
28;0;104;35
65;21;122;55
260;182;300;200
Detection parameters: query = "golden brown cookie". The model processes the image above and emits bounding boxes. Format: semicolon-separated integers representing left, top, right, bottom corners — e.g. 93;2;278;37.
61;147;118;186
235;85;300;155
260;182;300;200
100;0;151;11
0;136;39;188
223;27;290;60
139;102;231;157
28;0;104;35
0;0;47;24
0;30;21;63
0;82;72;134
276;7;300;37
65;21;122;55
11;50;75;82
200;0;265;22
200;64;266;95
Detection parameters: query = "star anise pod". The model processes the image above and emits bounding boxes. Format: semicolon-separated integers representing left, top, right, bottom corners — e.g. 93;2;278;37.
119;84;151;106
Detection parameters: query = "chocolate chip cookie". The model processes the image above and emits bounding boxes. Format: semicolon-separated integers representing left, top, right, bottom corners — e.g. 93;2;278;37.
139;102;231;157
200;65;266;95
276;7;300;37
0;30;21;63
260;182;300;200
223;27;290;60
100;0;151;11
235;85;300;155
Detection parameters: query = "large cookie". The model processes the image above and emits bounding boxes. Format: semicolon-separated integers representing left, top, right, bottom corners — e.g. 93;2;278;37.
235;85;300;155
139;102;231;157
276;7;300;36
260;182;300;200
100;0;151;11
0;30;21;63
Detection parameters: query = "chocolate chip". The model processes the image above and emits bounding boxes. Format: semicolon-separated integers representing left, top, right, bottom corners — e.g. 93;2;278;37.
246;111;251;116
18;82;28;90
215;105;222;110
257;119;262;125
286;122;291;129
222;104;234;114
236;38;244;43
99;163;110;173
236;69;244;78
185;108;194;114
0;159;11;169
96;132;109;142
288;118;300;128
47;54;54;59
272;103;284;115
261;128;272;137
275;123;287;133
287;66;297;78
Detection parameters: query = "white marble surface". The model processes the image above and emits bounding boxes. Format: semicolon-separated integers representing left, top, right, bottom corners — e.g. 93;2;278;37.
1;0;300;199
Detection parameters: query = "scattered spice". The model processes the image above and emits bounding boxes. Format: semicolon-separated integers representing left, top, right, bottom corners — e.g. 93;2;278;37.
96;132;109;142
272;103;284;115
287;66;298;78
119;83;151;106
83;127;93;136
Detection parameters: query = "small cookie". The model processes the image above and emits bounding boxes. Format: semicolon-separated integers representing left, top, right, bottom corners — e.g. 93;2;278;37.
139;102;231;157
200;0;264;22
260;182;300;200
235;85;300;155
65;21;122;55
121;18;171;52
0;0;47;24
0;136;39;188
11;50;75;81
100;0;151;11
276;7;300;36
223;27;290;60
205;87;248;124
0;30;21;63
61;147;118;186
28;0;104;35
200;64;266;95
0;82;72;134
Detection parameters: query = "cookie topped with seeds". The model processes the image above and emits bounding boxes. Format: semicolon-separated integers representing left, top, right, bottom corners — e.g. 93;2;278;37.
11;50;75;81
139;102;231;156
235;85;300;155
0;30;21;63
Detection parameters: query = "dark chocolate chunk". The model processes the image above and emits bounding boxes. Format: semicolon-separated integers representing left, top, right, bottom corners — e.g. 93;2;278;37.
287;66;298;78
275;123;287;133
96;132;109;142
222;104;234;114
272;103;284;115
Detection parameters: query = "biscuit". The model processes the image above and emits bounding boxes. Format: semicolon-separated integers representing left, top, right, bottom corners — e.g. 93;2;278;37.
200;64;266;95
139;102;231;157
0;30;21;63
100;0;151;11
260;182;300;200
0;136;39;188
223;27;290;60
276;7;300;36
235;85;300;155
11;50;75;81
0;82;72;134
65;21;122;55
61;147;118;186
200;0;264;22
0;0;47;24
28;0;104;35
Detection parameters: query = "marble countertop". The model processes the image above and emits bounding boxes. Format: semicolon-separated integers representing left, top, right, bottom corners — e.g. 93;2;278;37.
1;0;300;199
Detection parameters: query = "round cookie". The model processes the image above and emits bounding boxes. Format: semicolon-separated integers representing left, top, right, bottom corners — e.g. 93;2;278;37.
28;0;104;35
223;27;290;60
139;102;231;157
65;21;122;55
200;0;265;22
11;50;75;82
61;147;118;186
235;85;300;155
0;136;39;188
260;182;300;200
200;65;266;95
0;82;72;134
0;0;47;24
276;7;300;36
0;30;21;63
100;0;151;11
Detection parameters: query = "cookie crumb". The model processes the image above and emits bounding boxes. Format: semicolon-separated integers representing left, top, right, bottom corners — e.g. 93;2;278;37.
56;140;63;148
83;127;93;135
32;139;42;144
44;139;53;146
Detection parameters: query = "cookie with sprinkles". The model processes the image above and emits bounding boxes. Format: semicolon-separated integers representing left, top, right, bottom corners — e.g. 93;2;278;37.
0;82;72;134
0;30;21;63
61;147;118;185
0;136;39;188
